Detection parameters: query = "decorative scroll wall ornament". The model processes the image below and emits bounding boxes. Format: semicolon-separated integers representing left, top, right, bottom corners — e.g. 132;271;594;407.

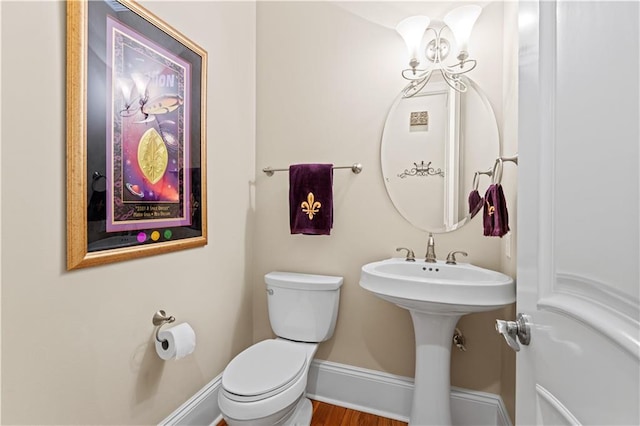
398;161;445;179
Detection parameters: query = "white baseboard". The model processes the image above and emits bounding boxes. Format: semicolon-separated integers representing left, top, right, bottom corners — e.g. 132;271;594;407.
159;360;512;426
158;374;223;426
307;360;512;426
306;359;413;421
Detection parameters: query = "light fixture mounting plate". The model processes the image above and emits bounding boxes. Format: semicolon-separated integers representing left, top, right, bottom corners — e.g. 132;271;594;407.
425;38;450;62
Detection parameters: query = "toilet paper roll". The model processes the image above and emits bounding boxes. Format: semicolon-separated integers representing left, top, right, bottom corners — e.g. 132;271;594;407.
155;322;196;361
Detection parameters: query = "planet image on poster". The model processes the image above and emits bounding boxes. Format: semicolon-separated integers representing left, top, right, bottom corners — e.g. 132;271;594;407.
126;183;145;198
158;120;179;155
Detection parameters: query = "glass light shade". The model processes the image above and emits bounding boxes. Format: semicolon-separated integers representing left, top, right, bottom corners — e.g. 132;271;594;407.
396;16;430;65
117;78;135;104
131;72;150;97
443;5;482;54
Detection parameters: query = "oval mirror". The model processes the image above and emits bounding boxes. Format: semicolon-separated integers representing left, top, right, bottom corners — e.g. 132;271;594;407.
381;75;499;233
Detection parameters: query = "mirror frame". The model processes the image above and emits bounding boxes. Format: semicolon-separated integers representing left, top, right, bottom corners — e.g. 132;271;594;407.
380;76;500;233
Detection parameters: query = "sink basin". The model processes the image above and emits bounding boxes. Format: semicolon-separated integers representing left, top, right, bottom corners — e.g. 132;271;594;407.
360;258;515;314
359;257;515;425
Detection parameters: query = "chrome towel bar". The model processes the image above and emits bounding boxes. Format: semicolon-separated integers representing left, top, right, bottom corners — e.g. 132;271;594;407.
262;163;363;176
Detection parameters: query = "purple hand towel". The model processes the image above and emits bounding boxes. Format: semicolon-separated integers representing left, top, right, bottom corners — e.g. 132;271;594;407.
289;164;333;235
468;189;483;217
483;184;510;237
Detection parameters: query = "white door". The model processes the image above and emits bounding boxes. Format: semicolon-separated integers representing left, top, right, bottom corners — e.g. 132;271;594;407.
515;0;640;424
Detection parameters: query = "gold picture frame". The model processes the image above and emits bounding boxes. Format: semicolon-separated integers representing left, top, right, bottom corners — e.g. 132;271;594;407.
67;0;207;270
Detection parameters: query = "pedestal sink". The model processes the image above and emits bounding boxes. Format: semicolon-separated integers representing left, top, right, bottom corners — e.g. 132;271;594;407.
359;258;515;426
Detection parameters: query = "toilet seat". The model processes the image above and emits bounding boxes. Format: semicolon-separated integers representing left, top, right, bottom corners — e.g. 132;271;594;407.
222;340;308;402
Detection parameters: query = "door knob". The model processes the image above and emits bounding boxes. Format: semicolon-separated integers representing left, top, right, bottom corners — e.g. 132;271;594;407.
495;313;531;352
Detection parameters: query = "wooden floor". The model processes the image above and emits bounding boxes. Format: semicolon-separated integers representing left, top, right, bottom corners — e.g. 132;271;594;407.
217;400;407;426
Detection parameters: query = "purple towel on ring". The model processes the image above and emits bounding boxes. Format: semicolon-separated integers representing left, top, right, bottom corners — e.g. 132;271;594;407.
468;189;483;217
483;184;510;237
289;164;333;235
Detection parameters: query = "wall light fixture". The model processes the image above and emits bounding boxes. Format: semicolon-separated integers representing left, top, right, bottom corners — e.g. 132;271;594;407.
397;5;482;96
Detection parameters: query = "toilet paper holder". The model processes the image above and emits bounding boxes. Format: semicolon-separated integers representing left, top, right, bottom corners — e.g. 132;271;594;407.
152;310;175;346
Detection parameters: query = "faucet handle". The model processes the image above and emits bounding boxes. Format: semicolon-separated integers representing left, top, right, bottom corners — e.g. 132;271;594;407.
396;247;416;262
445;250;468;265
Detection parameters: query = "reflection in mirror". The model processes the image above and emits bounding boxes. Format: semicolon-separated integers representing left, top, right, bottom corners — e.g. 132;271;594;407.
381;75;499;233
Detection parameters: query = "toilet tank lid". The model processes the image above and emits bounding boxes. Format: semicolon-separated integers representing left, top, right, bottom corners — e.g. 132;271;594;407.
265;271;343;290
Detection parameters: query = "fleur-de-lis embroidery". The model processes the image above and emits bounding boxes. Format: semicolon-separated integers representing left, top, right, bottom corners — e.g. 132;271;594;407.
301;192;321;219
485;200;495;216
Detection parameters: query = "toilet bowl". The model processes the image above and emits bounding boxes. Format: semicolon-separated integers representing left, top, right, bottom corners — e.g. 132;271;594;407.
218;272;343;426
218;339;317;425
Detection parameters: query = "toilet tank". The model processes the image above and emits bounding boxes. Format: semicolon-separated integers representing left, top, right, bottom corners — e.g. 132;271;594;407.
265;272;343;343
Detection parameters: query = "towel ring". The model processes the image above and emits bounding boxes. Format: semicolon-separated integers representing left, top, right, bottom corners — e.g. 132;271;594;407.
472;172;480;191
152;310;175;343
492;158;504;185
473;169;493;191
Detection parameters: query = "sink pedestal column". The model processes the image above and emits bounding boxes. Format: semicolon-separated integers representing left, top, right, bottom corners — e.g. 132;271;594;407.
409;310;462;426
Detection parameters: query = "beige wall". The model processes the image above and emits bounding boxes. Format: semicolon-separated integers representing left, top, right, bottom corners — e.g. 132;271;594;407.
1;1;255;424
254;0;517;417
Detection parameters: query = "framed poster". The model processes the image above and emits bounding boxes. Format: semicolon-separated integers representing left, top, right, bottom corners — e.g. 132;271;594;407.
67;0;207;270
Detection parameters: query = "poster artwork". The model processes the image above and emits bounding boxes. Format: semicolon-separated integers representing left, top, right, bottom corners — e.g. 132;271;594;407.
106;17;191;232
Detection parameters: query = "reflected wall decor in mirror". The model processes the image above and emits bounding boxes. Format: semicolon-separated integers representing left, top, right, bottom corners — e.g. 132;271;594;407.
381;74;499;232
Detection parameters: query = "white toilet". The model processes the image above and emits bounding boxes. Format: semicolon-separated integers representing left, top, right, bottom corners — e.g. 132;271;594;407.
218;271;343;426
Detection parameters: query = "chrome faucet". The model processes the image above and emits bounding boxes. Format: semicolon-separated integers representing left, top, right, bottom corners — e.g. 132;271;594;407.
446;250;468;265
425;233;437;263
396;247;416;262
